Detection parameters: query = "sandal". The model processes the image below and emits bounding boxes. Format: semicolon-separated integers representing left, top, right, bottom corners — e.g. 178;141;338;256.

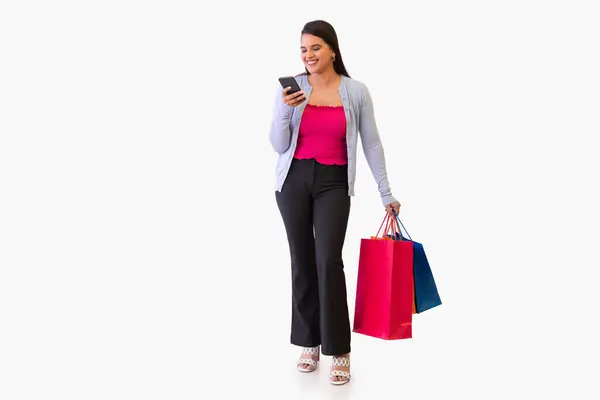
330;355;351;385
297;346;320;373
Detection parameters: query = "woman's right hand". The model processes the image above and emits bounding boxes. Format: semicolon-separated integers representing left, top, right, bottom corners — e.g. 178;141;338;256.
282;87;306;107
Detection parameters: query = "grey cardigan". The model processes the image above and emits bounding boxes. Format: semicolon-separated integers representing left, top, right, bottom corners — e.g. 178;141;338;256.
269;74;397;206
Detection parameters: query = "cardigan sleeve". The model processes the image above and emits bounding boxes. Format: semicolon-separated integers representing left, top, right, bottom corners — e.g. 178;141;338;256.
269;85;295;154
358;83;398;206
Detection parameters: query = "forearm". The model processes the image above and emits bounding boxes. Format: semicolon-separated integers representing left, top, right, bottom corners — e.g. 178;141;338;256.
269;87;294;154
362;138;397;206
269;114;293;153
359;85;397;206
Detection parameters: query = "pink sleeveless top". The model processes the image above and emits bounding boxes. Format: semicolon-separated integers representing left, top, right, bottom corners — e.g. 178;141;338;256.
293;104;348;165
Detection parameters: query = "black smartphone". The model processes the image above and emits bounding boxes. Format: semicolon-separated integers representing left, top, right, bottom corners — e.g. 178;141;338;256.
278;76;302;95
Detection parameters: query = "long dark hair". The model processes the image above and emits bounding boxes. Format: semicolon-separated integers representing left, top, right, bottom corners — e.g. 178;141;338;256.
300;20;350;78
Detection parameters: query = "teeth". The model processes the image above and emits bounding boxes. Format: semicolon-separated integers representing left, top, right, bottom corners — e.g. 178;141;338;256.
307;60;317;64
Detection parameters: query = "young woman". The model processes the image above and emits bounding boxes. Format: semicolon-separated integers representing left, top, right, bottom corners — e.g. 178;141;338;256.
269;20;401;385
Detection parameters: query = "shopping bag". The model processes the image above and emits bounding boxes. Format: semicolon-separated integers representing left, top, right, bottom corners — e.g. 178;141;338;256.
390;212;442;314
353;214;414;340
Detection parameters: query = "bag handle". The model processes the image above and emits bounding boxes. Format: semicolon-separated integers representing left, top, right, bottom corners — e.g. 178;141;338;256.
375;213;403;241
392;210;413;241
375;213;390;238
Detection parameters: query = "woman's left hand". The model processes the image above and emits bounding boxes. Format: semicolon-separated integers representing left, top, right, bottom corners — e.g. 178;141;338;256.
385;201;401;217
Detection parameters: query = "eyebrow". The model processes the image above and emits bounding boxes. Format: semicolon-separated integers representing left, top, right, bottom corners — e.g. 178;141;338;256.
300;44;322;49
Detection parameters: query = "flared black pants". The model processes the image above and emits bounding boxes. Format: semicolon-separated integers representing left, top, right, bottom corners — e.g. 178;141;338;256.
275;158;351;356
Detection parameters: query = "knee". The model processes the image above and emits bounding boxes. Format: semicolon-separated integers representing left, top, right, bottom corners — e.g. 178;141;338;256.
316;251;344;272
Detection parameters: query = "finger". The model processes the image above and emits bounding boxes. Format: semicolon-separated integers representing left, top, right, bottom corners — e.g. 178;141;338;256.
284;92;304;103
293;91;305;100
285;90;303;100
291;96;306;106
283;86;291;95
285;95;301;106
287;94;305;104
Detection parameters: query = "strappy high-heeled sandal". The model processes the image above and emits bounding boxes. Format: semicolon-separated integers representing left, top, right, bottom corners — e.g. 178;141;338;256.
297;346;320;373
330;355;351;385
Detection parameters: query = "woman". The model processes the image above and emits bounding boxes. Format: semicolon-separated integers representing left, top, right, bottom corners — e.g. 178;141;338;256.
269;20;401;385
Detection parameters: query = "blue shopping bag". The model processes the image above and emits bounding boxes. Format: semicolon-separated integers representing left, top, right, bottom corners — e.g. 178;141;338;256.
388;212;442;313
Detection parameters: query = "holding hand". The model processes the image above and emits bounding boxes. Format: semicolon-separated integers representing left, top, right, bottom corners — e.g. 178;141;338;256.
282;86;306;107
385;201;401;217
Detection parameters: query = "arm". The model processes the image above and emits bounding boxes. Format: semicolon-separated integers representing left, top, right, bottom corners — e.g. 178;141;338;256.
358;84;398;206
269;85;295;154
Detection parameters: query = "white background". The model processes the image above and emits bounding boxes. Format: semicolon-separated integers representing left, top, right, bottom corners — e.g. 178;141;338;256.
1;1;599;399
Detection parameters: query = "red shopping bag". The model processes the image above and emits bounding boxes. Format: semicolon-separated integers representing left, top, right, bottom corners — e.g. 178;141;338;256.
353;214;414;340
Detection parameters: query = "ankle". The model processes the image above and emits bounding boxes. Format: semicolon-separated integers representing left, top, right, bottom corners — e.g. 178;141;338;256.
333;353;350;359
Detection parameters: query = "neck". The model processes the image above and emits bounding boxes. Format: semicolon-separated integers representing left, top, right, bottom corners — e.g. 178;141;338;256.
308;68;340;88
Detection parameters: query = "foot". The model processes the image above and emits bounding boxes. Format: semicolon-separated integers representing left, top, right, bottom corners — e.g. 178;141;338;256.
297;346;320;372
330;353;351;385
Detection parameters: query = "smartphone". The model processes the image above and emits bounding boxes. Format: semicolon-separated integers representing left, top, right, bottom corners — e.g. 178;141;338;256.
278;76;302;95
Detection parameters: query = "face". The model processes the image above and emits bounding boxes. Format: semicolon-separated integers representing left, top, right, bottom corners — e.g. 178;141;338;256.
301;34;335;74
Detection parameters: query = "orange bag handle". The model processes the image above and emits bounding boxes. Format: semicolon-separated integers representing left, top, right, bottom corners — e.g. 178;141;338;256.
375;213;392;238
388;214;402;241
373;213;403;241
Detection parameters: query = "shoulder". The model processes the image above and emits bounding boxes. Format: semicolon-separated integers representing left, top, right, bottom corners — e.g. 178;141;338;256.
294;72;309;84
343;75;367;90
342;76;370;104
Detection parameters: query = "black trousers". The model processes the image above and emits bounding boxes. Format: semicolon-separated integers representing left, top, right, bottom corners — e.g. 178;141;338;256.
275;158;351;356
